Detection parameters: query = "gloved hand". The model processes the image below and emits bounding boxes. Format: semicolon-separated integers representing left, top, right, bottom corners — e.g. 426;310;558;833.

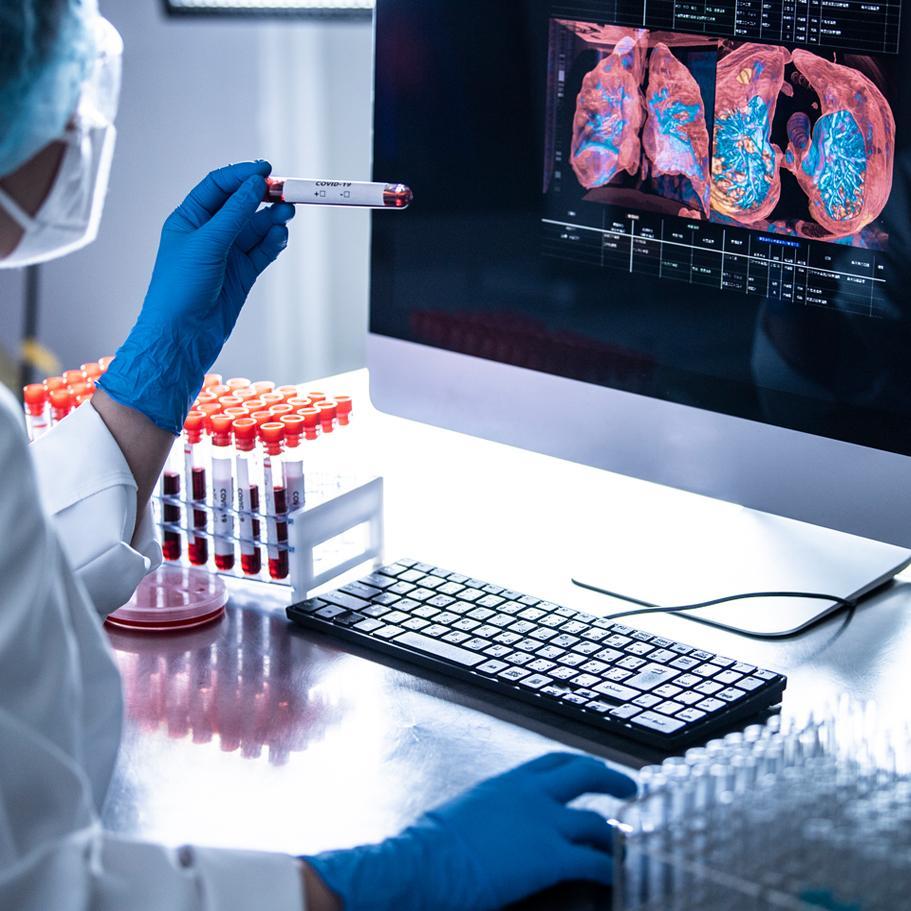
306;752;637;911
97;160;294;434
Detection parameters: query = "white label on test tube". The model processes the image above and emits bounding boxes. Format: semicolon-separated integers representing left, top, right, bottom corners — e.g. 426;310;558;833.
284;179;386;207
236;456;254;558
284;458;305;514
262;456;278;562
212;455;234;569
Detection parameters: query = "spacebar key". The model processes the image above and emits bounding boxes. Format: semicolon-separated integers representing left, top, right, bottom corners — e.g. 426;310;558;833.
394;631;485;667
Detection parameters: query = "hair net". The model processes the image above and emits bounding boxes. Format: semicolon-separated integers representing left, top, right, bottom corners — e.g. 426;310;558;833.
0;0;98;177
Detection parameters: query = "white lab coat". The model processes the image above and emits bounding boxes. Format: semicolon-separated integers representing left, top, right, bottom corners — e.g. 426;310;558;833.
0;385;304;910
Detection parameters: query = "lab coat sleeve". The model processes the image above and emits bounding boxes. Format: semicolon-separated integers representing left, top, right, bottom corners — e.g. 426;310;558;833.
0;387;306;911
29;400;163;615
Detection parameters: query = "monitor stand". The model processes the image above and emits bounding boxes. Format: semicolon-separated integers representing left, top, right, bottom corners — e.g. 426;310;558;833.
572;497;911;638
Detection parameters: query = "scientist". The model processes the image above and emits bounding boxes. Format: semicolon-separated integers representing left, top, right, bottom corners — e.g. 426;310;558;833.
0;2;636;909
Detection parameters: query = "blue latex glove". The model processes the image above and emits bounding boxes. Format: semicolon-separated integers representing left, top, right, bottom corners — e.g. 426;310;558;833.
97;160;294;434
306;752;637;911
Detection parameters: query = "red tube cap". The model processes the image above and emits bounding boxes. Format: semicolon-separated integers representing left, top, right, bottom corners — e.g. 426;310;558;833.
280;414;305;447
23;383;48;416
184;410;205;444
232;418;258;452
210;414;234;447
260;421;285;456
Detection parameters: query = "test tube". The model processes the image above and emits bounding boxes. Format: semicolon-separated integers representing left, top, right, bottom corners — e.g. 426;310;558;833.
232;418;262;577
81;362;103;382
161;468;182;561
49;388;73;426
22;384;49;440
44;375;66;393
183;410;208;567
210;415;236;572
63;369;85;388
260;422;289;580
280;415;306;514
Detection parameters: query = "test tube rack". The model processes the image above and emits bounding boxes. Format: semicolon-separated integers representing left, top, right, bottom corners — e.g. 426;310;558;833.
613;701;911;911
155;477;384;603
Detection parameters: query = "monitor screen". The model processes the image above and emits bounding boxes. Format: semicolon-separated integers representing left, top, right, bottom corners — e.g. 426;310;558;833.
371;0;911;457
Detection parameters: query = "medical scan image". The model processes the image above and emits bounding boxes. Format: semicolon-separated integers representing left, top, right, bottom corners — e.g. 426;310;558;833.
556;19;897;250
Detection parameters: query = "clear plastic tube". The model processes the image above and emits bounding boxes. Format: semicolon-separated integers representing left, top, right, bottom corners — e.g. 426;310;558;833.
210;415;235;572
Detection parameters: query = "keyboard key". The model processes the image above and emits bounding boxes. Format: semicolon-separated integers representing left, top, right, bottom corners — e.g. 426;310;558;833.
519;608;546;622
671;656;700;670
630;631;652;642
626;641;654;655
670;643;692;654
714;670;743;686
340;581;382;600
477;660;509;676
604;667;632;682
536;645;565;660
413;605;441;619
428;595;456;609
675;674;701;688
754;669;777;681
469;607;495;621
733;662;756;674
528;659;556;673
561;621;587;635
438;582;465;596
530;628;557;642
508;652;536;666
383;611;410;625
393;599;421;612
389;581;416;595
413;562;435;573
483;584;504;595
585;701;613;714
696;697;726;713
429;567;451;578
518;595;540;606
653;684;682;699
610;624;633;634
477;594;504;609
499;666;530;682
676;691;703;706
656;701;685;716
560;653;586;668
693;664;720;678
552;634;579;649
501;590;524;601
561;693;590;706
626;664;679;691
509;620;537;635
371;593;401;607
424;624;450;638
571;674;601;689
433;611;459;626
377;563;408;578
398;569;424;583
361;604;390;618
474;625;502;640
605;633;632;647
610;704;641;720
581;660;609;675
593;648;623;664
494;631;522;646
520;674;553;690
459;589;484;603
695;681;722;695
489;613;515;628
410;588;436;602
463;638;493;652
618;656;647;671
499;601;524;615
595;681;640;703
580;628;609;642
633;693;662;708
454;618;480;632
375;624;405;639
541;685;573;699
555;606;577;618
593;618;615;630
514;638;542;653
649;649;677;664
690;650;713;661
709;655;736;668
396;631;485;667
403;617;430;631
717;687;747;703
354;618;384;633
632;711;686;734
322;591;370;612
552;667;577;680
574;642;602;656
364;573;396;589
651;637;674;648
448;573;469;584
443;630;471;644
738;676;764;692
483;643;512;658
540;614;566;629
677;708;706;723
315;605;347;620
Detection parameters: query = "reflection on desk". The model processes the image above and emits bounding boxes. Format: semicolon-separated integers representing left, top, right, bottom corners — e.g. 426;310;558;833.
109;609;336;766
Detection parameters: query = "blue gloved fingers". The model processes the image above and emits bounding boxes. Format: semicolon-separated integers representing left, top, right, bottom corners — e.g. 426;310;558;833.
561;845;616;888
542;755;638;803
560;809;617;853
245;223;290;278
521;752;580;775
176;160;272;228
202;174;269;249
235;202;295;255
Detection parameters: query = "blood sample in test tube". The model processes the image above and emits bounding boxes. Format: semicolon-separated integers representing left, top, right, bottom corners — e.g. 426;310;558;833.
81;362;103;382
232;418;262;577
280;415;306;514
183;410;208;567
161;470;182;561
259;422;289;580
49;388;73;426
210;415;236;572
23;384;49;440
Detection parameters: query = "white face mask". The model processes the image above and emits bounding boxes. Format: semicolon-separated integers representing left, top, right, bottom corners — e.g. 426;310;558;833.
0;16;122;269
0;116;116;268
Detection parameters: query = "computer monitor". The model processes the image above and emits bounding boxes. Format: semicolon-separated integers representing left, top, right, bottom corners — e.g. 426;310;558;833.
367;0;911;635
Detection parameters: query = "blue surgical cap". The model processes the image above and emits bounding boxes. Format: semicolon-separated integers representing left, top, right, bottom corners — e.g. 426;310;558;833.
0;0;97;177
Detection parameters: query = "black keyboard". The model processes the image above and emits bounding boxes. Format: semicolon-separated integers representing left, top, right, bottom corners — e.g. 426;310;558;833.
286;560;787;749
